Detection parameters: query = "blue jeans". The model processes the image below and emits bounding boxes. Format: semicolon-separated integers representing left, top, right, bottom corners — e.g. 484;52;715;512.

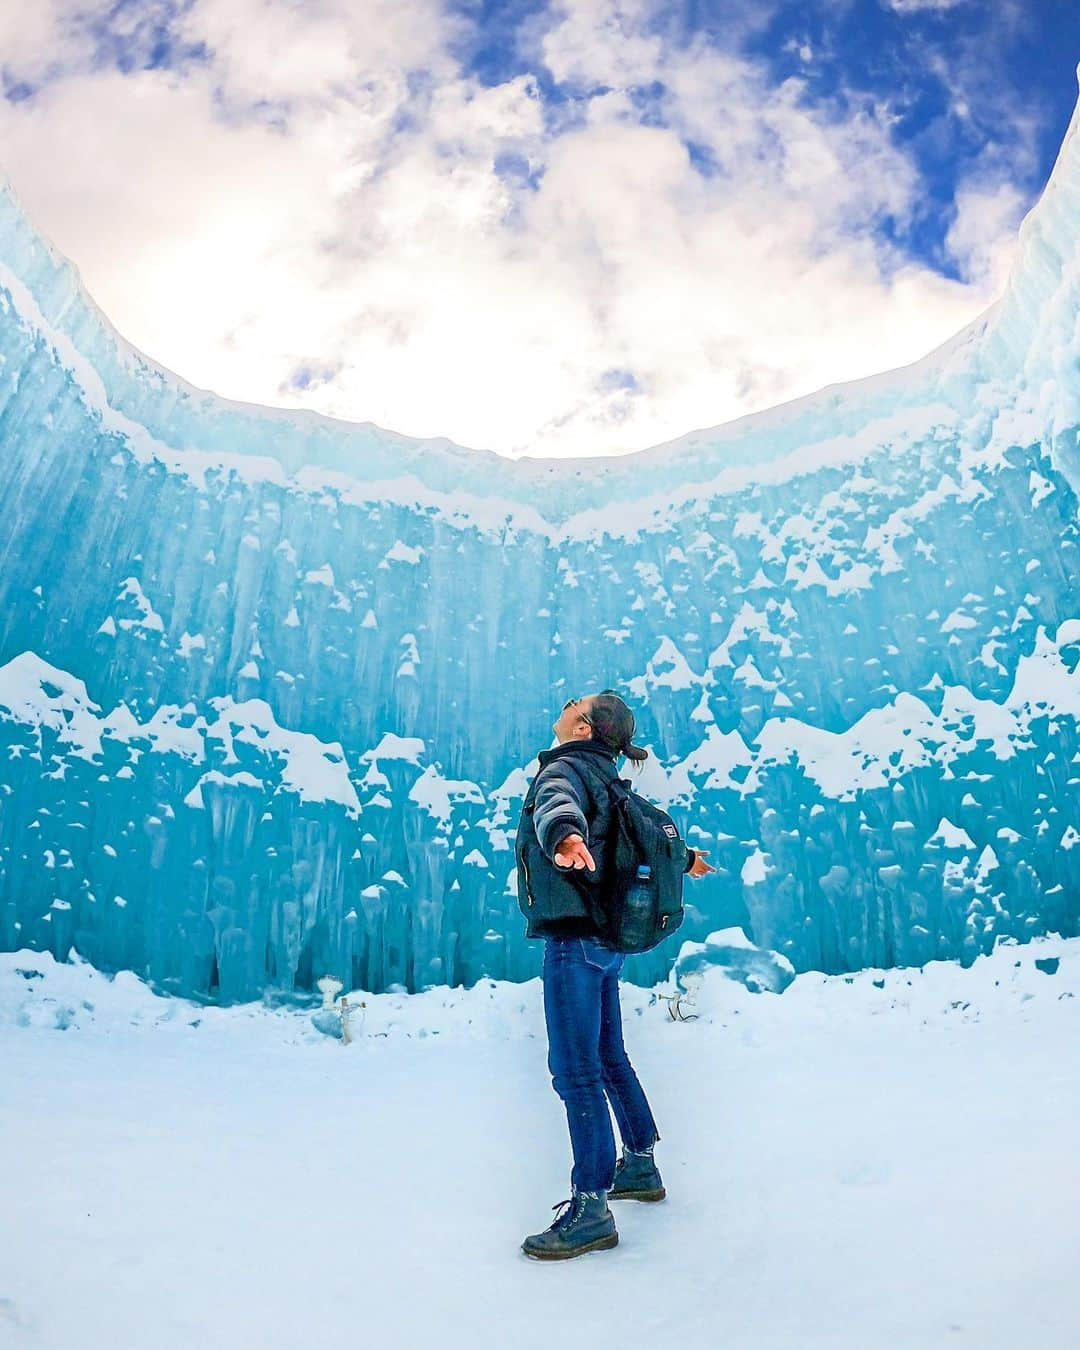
542;935;660;1193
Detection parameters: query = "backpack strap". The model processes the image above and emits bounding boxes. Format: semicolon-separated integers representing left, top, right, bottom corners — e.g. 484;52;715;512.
601;775;651;855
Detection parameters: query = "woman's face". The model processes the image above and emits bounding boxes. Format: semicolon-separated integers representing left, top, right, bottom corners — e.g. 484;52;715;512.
552;693;596;744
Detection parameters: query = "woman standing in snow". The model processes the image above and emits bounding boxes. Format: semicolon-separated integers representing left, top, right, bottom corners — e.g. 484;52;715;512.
515;689;714;1260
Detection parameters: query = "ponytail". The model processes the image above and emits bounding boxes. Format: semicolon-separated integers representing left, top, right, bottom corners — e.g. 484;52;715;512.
620;741;649;767
589;688;649;773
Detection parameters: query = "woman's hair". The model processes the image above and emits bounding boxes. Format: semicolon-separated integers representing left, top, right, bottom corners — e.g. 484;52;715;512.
589;688;649;771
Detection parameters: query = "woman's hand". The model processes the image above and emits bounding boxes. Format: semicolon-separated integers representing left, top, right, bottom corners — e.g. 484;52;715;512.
553;833;596;871
688;848;717;879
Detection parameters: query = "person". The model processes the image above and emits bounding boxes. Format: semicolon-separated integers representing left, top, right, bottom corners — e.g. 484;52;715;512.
515;688;715;1260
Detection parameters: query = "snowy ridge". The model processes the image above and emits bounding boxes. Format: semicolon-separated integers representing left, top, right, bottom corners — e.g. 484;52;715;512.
973;74;1080;461
5;617;1073;809
3;931;1077;1042
0;650;359;813
0;76;1078;530
0;249;967;543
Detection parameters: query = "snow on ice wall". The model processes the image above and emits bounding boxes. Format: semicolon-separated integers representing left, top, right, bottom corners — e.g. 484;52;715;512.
1;84;1078;1002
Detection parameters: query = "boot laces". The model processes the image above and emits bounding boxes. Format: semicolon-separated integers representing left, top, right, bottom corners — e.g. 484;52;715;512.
547;1189;602;1231
547;1197;574;1232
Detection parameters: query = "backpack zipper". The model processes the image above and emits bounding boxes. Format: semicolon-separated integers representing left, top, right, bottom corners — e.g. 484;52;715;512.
522;853;534;906
519;794;537;906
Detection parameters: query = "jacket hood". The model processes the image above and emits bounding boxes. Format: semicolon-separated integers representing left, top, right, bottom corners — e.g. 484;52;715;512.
536;739;618;770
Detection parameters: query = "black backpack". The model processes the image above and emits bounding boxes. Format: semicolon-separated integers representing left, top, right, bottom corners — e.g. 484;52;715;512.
597;777;689;954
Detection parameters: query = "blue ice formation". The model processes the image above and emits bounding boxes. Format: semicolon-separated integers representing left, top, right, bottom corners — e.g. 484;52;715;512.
0;85;1078;1003
673;929;796;996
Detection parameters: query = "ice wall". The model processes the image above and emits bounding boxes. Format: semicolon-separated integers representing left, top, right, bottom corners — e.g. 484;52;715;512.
0;84;1077;1001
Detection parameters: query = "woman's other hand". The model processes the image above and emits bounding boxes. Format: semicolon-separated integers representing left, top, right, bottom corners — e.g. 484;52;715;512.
553;833;596;871
688;848;717;879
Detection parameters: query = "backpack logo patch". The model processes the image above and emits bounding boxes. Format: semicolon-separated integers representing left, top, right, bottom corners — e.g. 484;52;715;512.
661;823;678;838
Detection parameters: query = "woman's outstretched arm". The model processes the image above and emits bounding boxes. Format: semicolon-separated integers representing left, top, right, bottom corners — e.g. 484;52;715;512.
531;763;592;864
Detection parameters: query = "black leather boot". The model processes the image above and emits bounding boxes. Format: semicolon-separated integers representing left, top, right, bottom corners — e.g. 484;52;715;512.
521;1189;619;1260
609;1146;666;1201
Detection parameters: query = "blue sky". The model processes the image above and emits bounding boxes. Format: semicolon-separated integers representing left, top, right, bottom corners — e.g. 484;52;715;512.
1;1;1077;458
443;0;1080;278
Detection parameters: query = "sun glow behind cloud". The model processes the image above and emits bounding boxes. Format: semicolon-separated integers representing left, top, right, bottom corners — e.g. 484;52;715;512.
0;0;1057;460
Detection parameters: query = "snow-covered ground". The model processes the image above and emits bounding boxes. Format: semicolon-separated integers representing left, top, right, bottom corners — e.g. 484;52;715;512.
2;938;1078;1350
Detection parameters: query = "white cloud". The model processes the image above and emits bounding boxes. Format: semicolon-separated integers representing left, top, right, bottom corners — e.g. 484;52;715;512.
0;0;1029;460
0;2;89;81
945;178;1028;291
178;0;459;109
541;0;665;89
884;0;969;13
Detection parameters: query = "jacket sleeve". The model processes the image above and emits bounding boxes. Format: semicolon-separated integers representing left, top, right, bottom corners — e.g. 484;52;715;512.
684;847;697;873
531;762;591;862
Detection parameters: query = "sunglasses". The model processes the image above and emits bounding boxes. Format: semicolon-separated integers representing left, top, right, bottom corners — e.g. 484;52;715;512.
562;697;593;727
